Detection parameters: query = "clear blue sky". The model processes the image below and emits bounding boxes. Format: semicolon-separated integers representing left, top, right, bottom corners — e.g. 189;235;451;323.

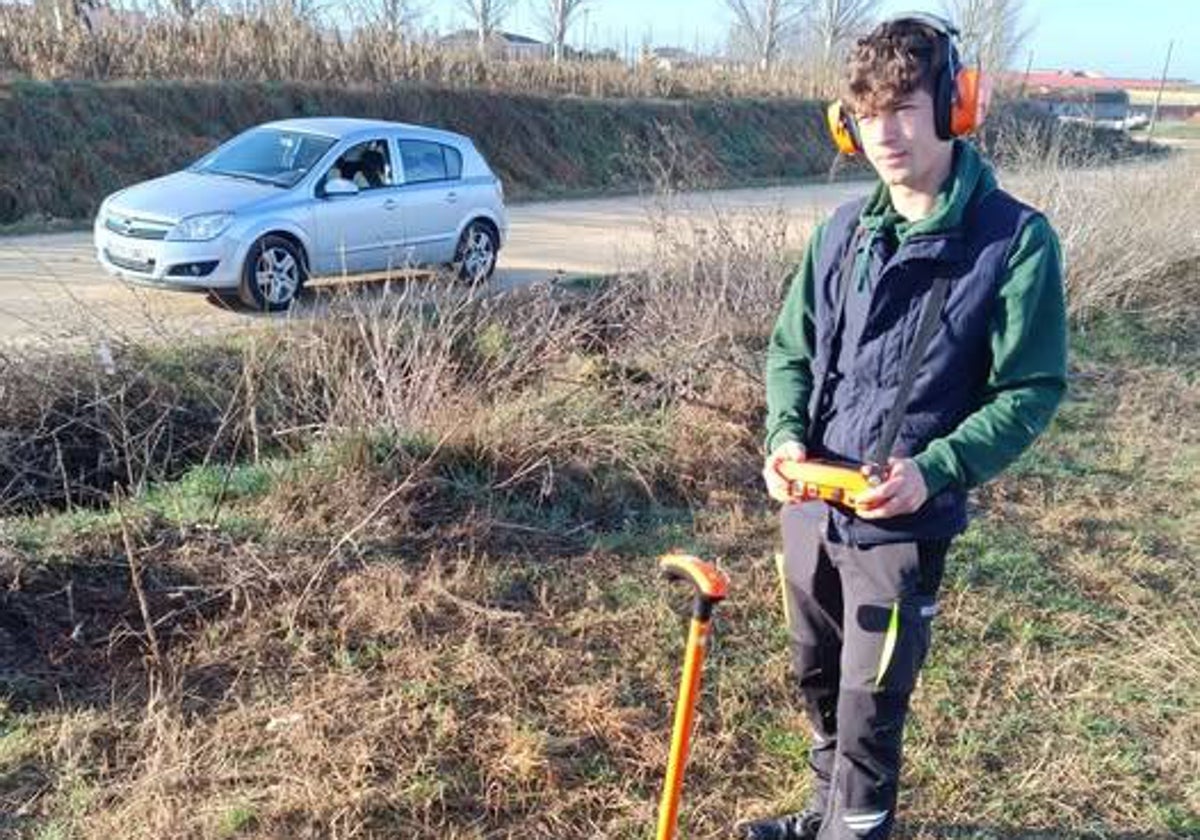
432;0;1197;83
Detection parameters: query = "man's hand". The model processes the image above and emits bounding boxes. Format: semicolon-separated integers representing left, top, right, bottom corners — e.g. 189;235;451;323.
763;441;806;503
856;457;928;519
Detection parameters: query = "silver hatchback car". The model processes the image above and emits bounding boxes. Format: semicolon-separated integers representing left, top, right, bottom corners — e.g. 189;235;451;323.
93;117;508;311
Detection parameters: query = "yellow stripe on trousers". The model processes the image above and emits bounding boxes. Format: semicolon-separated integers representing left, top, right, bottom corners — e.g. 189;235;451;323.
773;552;792;628
875;602;900;689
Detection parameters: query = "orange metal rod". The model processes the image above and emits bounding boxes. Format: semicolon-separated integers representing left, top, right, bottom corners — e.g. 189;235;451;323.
655;614;711;840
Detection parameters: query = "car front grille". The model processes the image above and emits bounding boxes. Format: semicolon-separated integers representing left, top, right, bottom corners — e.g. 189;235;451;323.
105;250;156;274
105;215;171;240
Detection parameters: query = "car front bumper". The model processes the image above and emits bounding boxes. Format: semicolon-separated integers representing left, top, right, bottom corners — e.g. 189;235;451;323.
93;223;244;291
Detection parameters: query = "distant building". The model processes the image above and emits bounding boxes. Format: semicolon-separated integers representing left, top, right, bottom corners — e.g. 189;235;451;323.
1001;69;1200;128
439;30;549;61
643;46;703;72
1030;87;1132;126
1009;69;1189;93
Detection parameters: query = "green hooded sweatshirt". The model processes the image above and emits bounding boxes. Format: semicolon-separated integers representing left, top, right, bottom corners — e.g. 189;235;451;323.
764;140;1068;496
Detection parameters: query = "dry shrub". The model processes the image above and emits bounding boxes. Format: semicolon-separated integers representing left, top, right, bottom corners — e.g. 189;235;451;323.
997;130;1197;323
0;337;246;512
4;151;1200;838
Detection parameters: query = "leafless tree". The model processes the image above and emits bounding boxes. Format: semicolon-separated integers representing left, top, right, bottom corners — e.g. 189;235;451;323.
942;0;1030;74
724;0;810;71
457;0;516;53
806;0;880;93
810;0;879;68
274;0;328;22
167;0;213;21
534;0;590;63
355;0;422;37
39;0;103;34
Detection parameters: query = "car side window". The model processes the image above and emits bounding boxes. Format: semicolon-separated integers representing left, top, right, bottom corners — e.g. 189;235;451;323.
443;146;463;180
399;140;460;184
323;139;393;192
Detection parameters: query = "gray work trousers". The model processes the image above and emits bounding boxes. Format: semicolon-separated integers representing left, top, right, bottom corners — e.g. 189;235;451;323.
780;501;950;840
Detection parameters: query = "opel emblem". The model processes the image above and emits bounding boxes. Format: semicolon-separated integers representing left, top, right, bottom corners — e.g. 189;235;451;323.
120;217;133;234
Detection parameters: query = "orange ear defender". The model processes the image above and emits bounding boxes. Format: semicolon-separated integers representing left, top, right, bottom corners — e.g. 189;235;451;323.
826;100;863;156
950;67;992;137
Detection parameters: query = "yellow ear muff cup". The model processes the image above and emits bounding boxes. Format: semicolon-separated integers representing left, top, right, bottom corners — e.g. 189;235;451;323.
826;100;862;155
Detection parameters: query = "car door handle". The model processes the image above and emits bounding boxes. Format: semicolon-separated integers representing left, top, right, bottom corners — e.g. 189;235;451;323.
445;192;458;204
383;198;398;210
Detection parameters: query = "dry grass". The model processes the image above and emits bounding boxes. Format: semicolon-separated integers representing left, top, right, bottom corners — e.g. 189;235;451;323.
0;4;828;100
1002;139;1200;323
1;155;1198;838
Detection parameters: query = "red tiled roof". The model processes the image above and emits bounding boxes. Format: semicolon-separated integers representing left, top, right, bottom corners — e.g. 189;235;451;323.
1002;70;1193;91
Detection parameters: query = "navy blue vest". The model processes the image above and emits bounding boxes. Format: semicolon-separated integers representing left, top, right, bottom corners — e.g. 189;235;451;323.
805;186;1039;544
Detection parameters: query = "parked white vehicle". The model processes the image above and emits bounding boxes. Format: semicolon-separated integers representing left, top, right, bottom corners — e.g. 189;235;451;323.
93;117;508;311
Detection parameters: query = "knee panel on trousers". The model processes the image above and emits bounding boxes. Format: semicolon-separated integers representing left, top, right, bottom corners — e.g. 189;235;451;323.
843;596;936;695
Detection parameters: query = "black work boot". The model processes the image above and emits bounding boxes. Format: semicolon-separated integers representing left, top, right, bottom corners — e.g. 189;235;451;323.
737;808;823;840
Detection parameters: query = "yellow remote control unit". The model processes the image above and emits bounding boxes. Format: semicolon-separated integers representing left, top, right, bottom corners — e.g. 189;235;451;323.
773;458;876;509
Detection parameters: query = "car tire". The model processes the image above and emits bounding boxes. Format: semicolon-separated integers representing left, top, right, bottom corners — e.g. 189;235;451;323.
452;220;499;284
238;235;307;312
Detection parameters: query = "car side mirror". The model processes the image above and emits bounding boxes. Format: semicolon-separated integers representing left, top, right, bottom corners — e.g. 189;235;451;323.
323;177;359;198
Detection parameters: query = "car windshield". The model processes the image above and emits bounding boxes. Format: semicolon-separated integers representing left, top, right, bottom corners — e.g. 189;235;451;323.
191;128;337;188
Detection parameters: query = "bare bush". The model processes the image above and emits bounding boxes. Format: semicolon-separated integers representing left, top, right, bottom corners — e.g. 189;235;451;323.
3;142;1196;515
2;150;1198;839
0;337;246;512
1004;144;1200;323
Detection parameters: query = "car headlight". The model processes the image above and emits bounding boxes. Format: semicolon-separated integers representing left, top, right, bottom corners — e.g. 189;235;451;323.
167;212;234;242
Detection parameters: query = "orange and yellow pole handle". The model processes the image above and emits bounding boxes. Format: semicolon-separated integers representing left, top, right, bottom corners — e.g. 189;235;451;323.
656;554;730;840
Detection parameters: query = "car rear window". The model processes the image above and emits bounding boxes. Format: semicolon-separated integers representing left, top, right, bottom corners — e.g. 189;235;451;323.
400;140;463;184
443;146;463;179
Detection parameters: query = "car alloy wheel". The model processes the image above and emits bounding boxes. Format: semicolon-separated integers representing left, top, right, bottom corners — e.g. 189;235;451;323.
456;222;497;283
239;235;307;312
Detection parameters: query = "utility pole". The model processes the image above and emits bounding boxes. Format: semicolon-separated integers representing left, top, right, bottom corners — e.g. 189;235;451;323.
1147;39;1174;141
1018;49;1033;98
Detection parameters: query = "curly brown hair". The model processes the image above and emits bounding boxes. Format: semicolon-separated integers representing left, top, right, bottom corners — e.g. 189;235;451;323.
843;18;949;116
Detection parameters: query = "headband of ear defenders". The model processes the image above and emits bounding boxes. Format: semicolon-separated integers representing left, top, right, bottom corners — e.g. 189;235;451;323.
890;10;960;39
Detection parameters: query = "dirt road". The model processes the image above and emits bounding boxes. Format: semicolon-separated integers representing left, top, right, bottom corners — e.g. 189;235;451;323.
0;180;869;345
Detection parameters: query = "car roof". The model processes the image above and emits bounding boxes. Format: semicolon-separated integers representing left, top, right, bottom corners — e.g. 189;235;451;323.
260;117;470;146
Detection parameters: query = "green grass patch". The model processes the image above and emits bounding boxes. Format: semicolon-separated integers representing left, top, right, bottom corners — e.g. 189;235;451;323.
4;460;279;553
1146;121;1200;140
0;718;38;773
1071;309;1200;372
948;521;1123;624
216;803;258;837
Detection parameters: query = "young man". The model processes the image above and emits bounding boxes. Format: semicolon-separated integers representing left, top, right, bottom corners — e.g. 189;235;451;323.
743;14;1068;840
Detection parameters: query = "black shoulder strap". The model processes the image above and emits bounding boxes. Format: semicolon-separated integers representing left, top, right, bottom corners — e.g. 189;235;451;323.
869;273;952;470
